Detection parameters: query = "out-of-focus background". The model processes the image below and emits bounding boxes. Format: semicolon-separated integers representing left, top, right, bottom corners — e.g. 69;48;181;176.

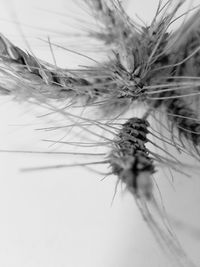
0;0;200;266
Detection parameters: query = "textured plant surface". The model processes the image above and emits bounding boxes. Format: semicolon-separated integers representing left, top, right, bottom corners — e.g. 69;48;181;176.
1;0;200;266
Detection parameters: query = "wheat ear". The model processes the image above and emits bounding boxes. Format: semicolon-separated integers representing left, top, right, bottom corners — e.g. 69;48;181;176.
109;117;155;199
165;92;200;148
108;116;197;267
0;33;94;102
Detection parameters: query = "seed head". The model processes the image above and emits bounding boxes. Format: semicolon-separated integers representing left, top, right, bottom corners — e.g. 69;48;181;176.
109;117;155;199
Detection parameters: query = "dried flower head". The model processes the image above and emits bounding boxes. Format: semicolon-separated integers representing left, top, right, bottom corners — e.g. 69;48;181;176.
109;117;155;199
0;0;200;266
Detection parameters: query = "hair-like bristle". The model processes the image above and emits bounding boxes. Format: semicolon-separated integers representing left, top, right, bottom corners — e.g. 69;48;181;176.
166;6;200;56
168;17;200;79
83;0;136;46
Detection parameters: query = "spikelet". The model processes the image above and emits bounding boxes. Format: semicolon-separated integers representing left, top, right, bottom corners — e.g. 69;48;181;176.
0;34;94;102
84;0;179;84
0;1;187;111
108;116;196;267
83;0;136;47
0;34;148;117
165;92;200;148
109;117;155;199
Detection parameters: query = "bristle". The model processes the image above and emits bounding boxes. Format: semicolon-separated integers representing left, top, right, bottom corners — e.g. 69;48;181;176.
167;7;200;55
136;198;197;267
83;0;136;46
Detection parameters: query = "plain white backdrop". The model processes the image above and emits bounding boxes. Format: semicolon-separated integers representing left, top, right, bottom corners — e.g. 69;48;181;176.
0;0;200;266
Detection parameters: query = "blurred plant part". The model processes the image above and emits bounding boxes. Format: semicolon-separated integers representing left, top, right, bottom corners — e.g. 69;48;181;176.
109;117;155;199
0;0;200;266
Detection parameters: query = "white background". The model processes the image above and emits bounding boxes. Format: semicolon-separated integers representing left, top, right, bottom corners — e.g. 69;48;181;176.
0;0;200;266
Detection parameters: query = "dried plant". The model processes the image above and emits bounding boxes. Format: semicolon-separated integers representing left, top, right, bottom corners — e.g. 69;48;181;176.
1;0;200;266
